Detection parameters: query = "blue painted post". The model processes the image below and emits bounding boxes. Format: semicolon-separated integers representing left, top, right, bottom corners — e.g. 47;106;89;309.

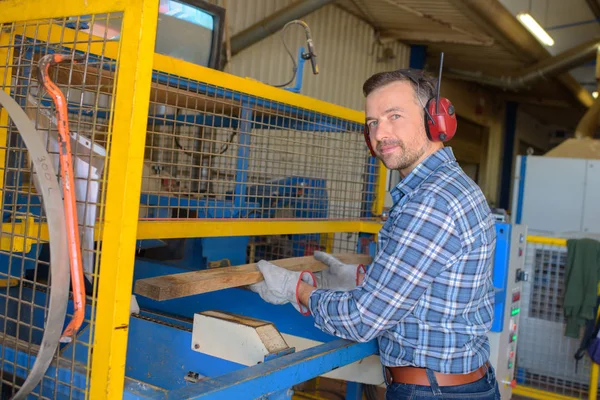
345;382;363;400
285;47;306;93
409;45;427;69
499;102;518;210
491;223;511;332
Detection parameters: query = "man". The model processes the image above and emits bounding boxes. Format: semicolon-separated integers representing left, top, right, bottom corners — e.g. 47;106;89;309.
250;69;499;400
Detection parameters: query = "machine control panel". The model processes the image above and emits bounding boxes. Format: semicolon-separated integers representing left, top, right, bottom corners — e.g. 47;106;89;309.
489;223;527;400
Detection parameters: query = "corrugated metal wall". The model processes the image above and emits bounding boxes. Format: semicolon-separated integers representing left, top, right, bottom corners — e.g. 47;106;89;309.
213;1;410;111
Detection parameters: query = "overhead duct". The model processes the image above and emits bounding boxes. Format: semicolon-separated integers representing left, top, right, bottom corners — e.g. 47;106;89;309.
445;38;600;91
230;0;335;56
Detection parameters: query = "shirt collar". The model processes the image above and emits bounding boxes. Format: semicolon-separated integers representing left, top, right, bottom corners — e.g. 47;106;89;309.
390;147;456;205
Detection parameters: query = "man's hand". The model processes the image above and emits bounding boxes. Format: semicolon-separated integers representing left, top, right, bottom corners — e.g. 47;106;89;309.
249;260;316;315
313;251;366;290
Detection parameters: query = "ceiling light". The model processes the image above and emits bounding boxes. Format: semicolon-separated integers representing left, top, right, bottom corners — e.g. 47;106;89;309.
517;12;554;46
593;91;598;99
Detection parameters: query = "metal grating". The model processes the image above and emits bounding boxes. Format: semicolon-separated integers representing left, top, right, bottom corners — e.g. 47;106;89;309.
247;231;372;264
140;70;376;223
516;243;595;398
0;14;121;398
528;248;567;321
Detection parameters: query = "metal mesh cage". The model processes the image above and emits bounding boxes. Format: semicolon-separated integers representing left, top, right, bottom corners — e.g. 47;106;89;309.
0;2;382;398
516;242;595;398
140;70;376;222
0;14;122;398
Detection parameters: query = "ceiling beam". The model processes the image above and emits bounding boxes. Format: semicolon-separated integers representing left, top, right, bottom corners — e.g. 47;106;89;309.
496;94;571;108
381;30;492;46
450;0;594;108
586;0;600;22
379;0;494;46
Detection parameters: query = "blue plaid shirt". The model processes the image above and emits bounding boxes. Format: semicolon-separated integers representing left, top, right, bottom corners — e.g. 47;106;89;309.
309;147;496;374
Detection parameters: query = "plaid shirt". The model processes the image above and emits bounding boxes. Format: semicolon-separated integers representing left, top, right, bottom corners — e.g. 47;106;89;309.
309;147;496;374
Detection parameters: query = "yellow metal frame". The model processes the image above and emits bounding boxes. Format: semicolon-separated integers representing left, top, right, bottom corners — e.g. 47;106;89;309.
0;217;40;253
0;220;383;245
86;1;159;399
0;2;148;399
526;235;567;246
13;25;364;125
12;20;379;243
152;54;365;124
513;385;582;400
0;33;14;213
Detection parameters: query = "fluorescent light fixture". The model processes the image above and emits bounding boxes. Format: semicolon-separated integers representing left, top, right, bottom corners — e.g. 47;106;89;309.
593;91;598;99
517;12;554;46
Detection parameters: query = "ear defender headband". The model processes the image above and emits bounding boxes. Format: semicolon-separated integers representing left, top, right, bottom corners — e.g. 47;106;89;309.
363;52;457;157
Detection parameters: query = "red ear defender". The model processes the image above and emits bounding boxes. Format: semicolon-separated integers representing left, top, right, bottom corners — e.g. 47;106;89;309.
425;97;457;142
424;51;457;142
363;124;376;157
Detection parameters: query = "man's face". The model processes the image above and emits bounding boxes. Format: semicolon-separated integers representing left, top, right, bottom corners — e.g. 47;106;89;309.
365;80;430;173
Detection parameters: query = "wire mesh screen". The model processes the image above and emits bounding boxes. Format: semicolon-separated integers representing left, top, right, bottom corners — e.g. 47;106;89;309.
140;70;377;222
247;232;372;264
0;15;122;398
516;242;594;398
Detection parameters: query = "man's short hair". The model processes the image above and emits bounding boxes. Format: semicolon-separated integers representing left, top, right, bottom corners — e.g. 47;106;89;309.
362;69;438;107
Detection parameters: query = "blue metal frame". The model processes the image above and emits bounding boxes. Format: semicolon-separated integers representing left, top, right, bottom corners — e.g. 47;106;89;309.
491;223;511;332
284;47;307;94
515;156;527;225
167;339;377;400
499;102;518;210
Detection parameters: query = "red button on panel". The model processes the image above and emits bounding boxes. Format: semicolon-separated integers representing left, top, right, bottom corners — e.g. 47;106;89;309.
512;292;521;302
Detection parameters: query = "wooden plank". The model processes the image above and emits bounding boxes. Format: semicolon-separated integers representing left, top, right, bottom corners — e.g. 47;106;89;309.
134;253;372;301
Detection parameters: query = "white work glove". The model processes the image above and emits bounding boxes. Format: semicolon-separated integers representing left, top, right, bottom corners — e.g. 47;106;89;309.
249;260;316;315
313;251;366;291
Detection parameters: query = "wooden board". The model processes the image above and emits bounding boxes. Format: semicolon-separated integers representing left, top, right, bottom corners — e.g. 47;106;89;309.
134;253;372;301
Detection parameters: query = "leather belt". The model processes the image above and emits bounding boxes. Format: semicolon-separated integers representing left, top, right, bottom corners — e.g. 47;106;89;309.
386;362;489;387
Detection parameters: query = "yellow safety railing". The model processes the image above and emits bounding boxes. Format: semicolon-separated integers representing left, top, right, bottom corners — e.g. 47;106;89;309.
8;20;385;241
513;235;599;400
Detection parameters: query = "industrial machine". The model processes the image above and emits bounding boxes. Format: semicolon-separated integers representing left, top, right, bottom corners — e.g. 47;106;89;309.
0;1;385;399
508;153;600;395
488;222;527;400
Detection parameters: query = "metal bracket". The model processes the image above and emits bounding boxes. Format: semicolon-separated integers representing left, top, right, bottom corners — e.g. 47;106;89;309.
184;371;205;384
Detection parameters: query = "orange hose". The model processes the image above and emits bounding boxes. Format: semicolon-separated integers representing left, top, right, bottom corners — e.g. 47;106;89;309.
38;53;86;340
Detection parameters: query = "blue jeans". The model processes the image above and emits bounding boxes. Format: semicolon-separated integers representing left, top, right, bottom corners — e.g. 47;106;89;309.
385;365;501;400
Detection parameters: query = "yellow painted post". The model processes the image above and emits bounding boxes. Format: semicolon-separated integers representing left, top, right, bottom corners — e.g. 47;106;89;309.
89;1;159;399
373;160;387;217
589;284;600;400
512;385;581;400
0;32;14;212
369;160;386;243
320;233;334;253
590;363;599;400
